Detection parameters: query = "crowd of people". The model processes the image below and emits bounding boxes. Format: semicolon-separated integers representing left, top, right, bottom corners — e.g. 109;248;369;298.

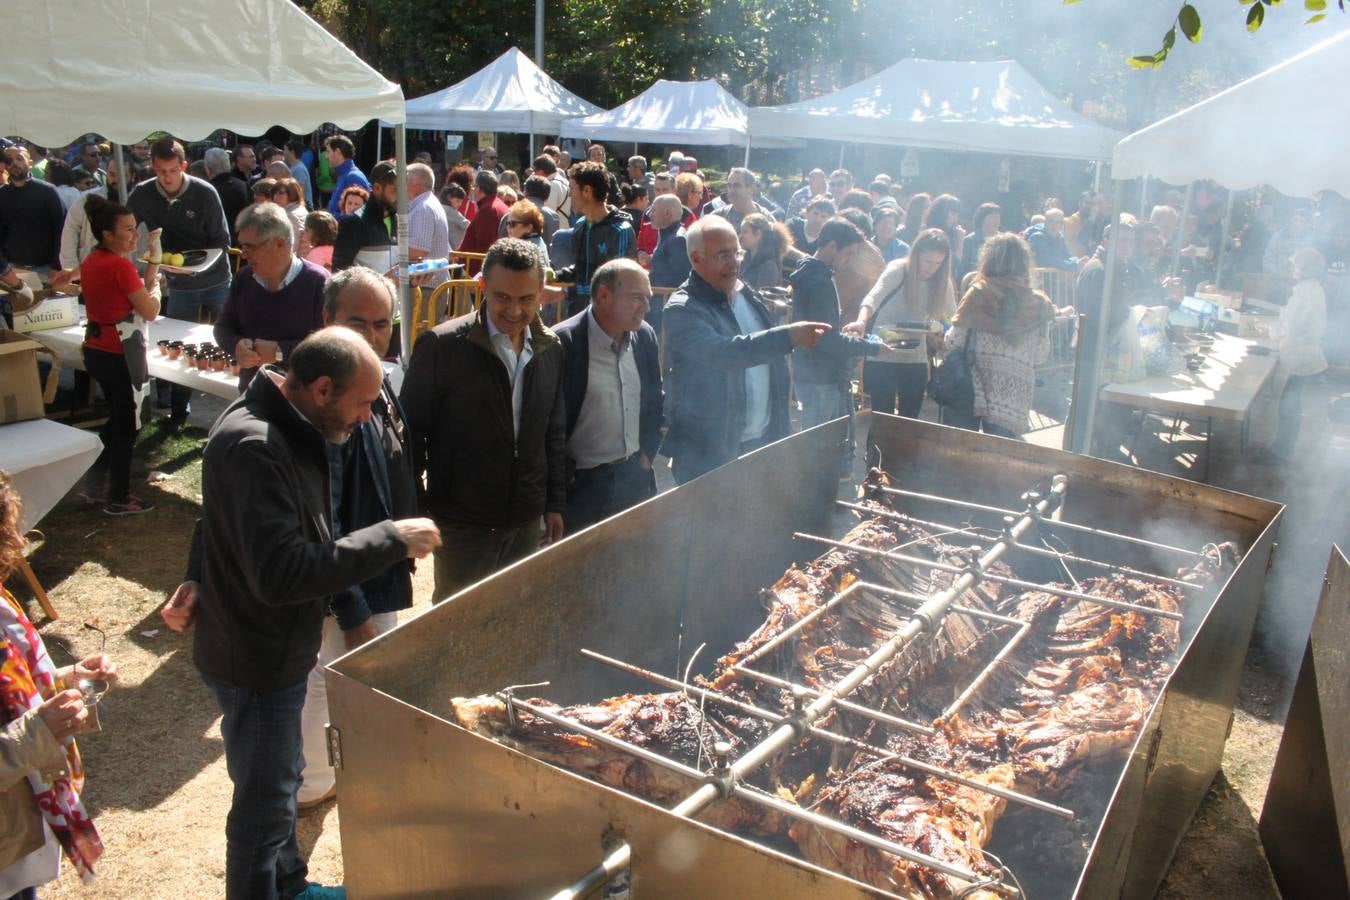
0;127;1344;900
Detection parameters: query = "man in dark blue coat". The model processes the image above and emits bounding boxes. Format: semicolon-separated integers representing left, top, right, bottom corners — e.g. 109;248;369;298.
661;216;831;484
554;259;664;531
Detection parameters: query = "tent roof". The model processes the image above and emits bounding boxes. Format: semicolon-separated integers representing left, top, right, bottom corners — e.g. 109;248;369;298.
748;58;1122;161
403;47;601;134
1112;30;1350;198
0;0;403;147
562;79;767;146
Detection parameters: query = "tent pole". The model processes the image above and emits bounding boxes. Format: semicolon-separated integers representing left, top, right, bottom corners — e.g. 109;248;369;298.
395;124;412;367
1092;160;1102;193
375;127;383;162
1214;189;1236;288
838;144;845;168
1069;178;1128;455
1170;181;1195;278
1139;175;1149;216
743;138;751;168
111;142;128;205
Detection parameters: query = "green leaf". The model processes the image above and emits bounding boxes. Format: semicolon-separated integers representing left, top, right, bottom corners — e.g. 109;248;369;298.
1128;54;1159;69
1248;2;1266;29
1178;4;1202;41
1239;0;1257;5
1306;11;1327;19
1062;0;1083;5
1164;26;1177;50
1304;0;1327;9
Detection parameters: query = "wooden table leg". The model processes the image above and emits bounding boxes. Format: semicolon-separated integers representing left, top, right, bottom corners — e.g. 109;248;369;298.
16;557;59;621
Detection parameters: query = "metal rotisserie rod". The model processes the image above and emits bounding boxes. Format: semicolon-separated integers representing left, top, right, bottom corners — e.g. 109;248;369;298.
579;648;1074;819
729;666;935;735
795;533;1184;621
551;474;1073;898
836;501;1203;591
876;485;1201;558
736;581;867;667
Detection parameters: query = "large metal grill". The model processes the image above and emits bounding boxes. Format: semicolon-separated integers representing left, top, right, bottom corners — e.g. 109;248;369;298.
326;413;1282;899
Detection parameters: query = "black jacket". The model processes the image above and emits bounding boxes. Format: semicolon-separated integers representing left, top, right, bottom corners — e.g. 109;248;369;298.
209;172;250;243
332;198;395;272
787;256;878;385
554;309;664;463
554;207;637;302
333;376;417;618
661;271;792;477
186;368;407;690
400;306;567;528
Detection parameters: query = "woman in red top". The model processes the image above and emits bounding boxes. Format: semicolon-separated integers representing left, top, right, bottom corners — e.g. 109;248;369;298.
76;195;162;516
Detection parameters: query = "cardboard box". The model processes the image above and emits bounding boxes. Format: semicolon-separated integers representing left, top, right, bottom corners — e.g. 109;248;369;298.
0;330;45;424
12;292;78;333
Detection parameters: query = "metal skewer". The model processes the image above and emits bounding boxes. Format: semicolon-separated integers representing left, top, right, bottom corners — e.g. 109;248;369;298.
837;501;1204;591
579;648;1074;820
795;533;1184;622
729;666;934;735
874;485;1200;558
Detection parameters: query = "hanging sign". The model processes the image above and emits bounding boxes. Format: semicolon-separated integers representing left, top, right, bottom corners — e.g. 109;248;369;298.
900;149;920;178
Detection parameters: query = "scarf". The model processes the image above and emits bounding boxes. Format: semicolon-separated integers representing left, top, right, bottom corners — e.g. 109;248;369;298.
0;588;103;883
951;275;1056;334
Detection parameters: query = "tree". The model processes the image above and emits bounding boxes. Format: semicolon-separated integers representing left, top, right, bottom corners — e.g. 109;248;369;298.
1063;0;1346;69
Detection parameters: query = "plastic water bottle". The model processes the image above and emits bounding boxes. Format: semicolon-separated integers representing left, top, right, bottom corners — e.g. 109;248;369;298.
407;258;450;274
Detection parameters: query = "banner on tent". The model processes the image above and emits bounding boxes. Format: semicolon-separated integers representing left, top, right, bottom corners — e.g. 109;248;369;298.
477;131;495;149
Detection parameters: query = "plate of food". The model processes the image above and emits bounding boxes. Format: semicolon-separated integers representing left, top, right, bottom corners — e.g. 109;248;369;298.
142;248;222;275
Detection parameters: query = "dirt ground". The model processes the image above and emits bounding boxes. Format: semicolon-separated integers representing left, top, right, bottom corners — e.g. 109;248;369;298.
12;374;1347;898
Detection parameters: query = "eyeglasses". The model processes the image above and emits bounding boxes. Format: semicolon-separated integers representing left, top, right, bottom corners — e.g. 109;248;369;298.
505;219;524;227
238;239;272;253
713;250;747;263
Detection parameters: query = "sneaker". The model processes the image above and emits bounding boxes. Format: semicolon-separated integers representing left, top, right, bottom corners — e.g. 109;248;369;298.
103;495;155;517
294;885;346;900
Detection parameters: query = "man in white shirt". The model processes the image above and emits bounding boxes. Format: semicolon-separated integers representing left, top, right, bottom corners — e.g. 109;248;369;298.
406;162;451;290
554;259;663;531
400;238;567;599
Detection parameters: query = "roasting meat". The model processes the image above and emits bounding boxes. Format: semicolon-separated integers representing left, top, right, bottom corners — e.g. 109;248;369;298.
448;466;1234;899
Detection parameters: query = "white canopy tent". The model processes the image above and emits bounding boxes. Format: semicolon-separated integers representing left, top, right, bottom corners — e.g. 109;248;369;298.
748;58;1122;161
1071;29;1350;454
562;79;794;149
0;0;403;147
1112;29;1350;198
402;47;600;136
0;0;417;360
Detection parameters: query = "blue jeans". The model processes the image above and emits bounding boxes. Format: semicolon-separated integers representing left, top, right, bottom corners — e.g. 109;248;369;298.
159;279;232;419
202;672;310;900
797;381;849;430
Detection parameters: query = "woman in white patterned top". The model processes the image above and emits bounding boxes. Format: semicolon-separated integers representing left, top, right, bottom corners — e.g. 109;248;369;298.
944;233;1062;438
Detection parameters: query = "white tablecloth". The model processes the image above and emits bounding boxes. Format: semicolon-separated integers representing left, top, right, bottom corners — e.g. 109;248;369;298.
28;309;243;400
0;419;102;531
28;308;404;399
1100;333;1278;423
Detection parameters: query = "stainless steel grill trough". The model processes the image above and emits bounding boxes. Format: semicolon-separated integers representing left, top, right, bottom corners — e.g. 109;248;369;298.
326;413;1282;899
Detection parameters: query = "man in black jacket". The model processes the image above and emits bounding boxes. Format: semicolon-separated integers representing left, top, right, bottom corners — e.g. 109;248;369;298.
401;238;568;599
297;267;418;808
555;259;662;531
662;216;830;484
161;327;440;900
332;160;398;272
787;218;883;430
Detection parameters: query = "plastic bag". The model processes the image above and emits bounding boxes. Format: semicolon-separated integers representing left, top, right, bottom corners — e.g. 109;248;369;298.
1103;306;1147;383
1136;306;1183;376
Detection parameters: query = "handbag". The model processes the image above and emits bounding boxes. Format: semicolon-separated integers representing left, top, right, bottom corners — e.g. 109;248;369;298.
927;330;976;417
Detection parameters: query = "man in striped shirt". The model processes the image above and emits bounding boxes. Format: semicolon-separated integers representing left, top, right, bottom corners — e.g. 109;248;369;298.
406;162;450;289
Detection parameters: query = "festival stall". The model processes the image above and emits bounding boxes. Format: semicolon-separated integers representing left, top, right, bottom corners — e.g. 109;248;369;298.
747;58;1122;161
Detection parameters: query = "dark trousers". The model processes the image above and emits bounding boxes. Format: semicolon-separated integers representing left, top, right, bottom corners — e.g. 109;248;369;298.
6;888;36;900
82;346;138;502
201;673;309;900
864;361;928;418
1273;374;1311;458
565;454;657;533
431;520;539;601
